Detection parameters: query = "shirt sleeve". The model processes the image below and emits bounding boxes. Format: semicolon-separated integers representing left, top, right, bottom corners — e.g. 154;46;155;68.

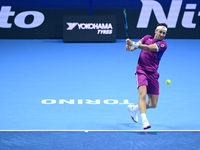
139;35;151;44
156;41;167;52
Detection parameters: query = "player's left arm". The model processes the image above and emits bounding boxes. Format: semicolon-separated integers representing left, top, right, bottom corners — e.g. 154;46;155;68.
125;39;140;51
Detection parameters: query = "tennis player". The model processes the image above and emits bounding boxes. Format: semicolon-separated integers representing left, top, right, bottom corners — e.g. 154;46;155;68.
126;23;168;129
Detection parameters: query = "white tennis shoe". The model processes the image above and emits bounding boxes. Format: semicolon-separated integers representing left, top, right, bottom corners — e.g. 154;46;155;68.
127;105;138;123
142;118;151;130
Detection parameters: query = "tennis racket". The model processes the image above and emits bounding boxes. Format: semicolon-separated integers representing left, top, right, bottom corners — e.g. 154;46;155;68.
123;9;129;38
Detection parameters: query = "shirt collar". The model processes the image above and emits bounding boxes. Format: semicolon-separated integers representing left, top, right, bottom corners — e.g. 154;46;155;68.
153;38;163;41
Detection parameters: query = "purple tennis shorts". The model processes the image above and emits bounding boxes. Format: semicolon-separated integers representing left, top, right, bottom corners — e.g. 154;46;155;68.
135;69;160;95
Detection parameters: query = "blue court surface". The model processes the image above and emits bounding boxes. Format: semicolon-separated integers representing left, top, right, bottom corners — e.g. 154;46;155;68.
0;131;200;150
0;39;200;149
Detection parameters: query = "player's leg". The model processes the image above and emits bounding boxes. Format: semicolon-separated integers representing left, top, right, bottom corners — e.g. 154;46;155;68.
138;93;158;130
128;72;147;123
128;71;150;129
138;85;147;114
138;85;151;129
139;72;158;129
146;94;159;109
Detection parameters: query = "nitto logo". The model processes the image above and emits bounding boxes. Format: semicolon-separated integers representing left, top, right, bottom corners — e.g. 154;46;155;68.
66;22;113;34
137;0;200;28
0;6;45;28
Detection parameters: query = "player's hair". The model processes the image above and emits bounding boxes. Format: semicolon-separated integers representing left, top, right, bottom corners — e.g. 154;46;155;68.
157;23;168;28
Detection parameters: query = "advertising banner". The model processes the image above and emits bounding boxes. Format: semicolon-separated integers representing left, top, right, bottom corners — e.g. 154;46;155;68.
63;15;116;42
0;7;89;39
0;0;200;39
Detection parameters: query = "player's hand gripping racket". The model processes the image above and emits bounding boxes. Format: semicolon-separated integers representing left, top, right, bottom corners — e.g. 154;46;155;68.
123;9;129;38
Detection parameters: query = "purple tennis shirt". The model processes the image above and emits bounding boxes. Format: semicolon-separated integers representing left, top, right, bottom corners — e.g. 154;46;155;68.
136;35;167;73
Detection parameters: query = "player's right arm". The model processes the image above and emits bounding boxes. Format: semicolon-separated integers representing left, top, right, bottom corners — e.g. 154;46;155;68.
126;37;158;52
137;43;158;52
126;35;159;52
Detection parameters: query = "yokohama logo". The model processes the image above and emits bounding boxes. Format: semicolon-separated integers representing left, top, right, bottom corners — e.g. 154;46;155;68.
66;22;113;30
66;22;113;34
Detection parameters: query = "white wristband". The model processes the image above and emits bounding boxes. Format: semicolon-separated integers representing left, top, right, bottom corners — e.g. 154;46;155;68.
132;42;139;48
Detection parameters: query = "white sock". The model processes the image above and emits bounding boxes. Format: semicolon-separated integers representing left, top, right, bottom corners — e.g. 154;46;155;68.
141;113;147;122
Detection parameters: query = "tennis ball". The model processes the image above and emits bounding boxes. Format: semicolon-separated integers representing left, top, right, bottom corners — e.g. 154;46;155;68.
166;79;171;85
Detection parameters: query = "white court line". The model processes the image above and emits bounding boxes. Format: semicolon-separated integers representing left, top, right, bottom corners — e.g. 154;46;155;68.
0;130;200;132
